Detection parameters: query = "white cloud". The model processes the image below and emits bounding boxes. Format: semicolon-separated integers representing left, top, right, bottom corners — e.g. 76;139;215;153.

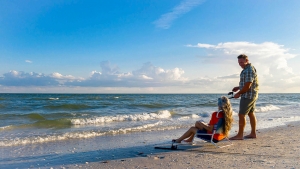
0;71;59;86
25;60;32;63
153;0;206;29
186;43;215;48
0;62;188;89
0;71;85;87
189;41;300;92
50;72;78;80
67;62;187;87
132;62;186;81
217;74;239;79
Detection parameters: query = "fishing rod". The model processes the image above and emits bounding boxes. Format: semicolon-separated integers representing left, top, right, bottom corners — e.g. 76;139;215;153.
228;92;234;99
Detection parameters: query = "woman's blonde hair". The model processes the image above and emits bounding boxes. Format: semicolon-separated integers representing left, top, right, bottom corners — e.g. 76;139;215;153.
218;96;233;136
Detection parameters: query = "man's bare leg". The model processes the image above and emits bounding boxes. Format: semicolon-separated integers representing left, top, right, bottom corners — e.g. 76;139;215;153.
230;114;246;140
245;112;257;138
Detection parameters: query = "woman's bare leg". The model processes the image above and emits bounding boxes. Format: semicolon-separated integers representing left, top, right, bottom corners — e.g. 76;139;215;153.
184;121;205;142
174;127;197;143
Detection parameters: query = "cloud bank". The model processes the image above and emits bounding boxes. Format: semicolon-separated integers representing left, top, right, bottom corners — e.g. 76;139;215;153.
66;62;186;87
153;0;205;29
0;62;187;88
188;41;299;91
1;41;299;93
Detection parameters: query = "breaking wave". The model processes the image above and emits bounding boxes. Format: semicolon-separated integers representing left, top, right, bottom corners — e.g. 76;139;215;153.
255;105;280;112
0;121;182;147
71;110;172;125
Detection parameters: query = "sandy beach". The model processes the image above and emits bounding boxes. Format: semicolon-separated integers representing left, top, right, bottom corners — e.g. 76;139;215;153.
53;121;300;169
1;121;299;169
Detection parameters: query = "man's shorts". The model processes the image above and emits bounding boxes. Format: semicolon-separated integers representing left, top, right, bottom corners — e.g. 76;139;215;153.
239;96;258;115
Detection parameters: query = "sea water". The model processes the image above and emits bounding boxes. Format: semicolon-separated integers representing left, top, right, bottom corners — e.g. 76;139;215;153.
0;93;300;167
1;93;300;146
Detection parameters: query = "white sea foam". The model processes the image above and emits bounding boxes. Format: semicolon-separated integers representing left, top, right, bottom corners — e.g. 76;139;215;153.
232;110;238;115
177;113;202;120
71;110;172;125
49;98;59;100
177;116;191;120
0;125;13;131
258;116;300;129
255;105;280;112
0;121;168;147
191;114;200;118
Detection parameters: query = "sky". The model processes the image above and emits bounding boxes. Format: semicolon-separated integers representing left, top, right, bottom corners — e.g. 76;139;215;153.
1;0;300;93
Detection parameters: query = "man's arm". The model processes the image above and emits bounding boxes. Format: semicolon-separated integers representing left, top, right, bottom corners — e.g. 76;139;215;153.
234;82;252;98
232;86;240;92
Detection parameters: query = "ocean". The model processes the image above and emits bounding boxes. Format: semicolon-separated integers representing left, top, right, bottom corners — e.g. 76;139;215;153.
1;93;300;168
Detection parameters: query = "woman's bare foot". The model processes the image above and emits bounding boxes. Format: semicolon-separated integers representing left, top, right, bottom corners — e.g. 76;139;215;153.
172;139;181;143
183;139;193;143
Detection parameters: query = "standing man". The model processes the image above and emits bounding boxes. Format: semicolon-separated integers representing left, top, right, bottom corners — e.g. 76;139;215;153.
230;54;259;140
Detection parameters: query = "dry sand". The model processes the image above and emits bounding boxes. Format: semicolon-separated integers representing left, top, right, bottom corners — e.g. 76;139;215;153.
62;122;300;169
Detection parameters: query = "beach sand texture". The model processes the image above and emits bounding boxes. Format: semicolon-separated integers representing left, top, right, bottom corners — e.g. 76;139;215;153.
1;123;299;169
61;122;300;169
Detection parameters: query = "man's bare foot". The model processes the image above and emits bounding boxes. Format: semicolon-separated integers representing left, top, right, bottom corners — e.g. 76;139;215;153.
229;135;244;140
244;134;257;139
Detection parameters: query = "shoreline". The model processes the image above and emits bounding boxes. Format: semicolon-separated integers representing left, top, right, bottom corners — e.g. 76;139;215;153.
1;121;299;168
64;121;300;169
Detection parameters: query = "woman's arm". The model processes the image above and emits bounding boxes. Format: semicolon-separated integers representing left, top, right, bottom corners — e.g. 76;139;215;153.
196;121;213;132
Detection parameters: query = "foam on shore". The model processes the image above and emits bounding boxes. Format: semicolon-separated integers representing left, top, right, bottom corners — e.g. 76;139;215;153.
71;110;172;125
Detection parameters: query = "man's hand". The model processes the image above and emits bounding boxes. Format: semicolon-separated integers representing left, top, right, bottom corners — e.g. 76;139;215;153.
232;86;239;92
235;82;252;99
234;93;241;98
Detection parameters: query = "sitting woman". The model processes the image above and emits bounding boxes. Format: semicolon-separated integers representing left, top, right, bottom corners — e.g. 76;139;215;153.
173;96;233;143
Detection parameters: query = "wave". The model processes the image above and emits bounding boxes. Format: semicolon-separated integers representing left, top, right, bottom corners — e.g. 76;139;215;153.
29;119;72;129
27;113;46;120
0;113;72;130
0;121;182;147
192;103;218;107
0;125;14;131
2;115;300;147
71;110;172;125
0;112;78;121
131;103;171;109
44;104;90;110
28;97;60;100
255;105;280;112
1;119;72;130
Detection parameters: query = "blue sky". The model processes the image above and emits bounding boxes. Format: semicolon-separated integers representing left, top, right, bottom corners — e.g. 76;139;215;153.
1;0;300;93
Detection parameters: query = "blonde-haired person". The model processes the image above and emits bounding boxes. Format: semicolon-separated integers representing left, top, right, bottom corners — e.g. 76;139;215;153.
173;96;233;143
